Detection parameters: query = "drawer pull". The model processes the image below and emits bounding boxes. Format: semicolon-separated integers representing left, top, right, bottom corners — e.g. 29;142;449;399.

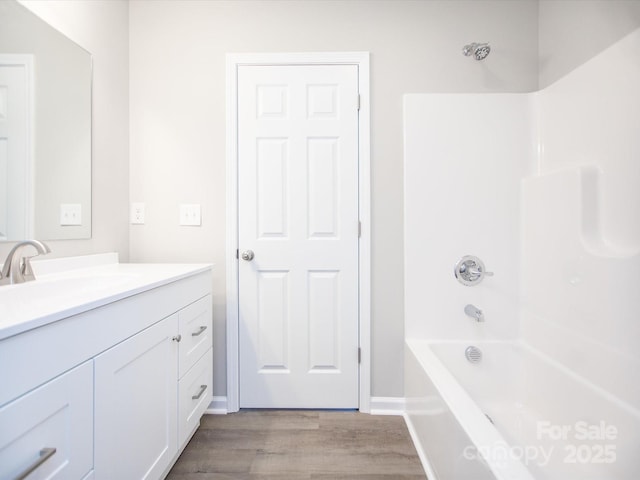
191;326;207;337
172;334;182;342
192;384;207;400
14;447;57;480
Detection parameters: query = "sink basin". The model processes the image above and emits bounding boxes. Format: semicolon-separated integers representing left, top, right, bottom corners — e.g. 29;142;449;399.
0;255;211;340
0;272;139;300
0;271;141;330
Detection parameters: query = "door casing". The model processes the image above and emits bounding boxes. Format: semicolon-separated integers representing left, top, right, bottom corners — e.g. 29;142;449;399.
225;52;371;413
0;54;34;241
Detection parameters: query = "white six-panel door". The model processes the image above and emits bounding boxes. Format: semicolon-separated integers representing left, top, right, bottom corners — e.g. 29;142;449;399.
238;64;360;408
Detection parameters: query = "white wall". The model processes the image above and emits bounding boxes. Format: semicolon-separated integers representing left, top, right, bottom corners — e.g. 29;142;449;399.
538;0;640;88
0;0;130;261
128;0;538;398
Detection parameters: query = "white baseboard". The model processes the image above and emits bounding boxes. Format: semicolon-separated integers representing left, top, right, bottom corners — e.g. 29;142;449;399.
369;396;406;416
204;396;405;416
204;396;228;414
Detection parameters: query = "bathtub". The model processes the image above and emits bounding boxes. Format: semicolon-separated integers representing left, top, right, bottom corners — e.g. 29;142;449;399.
404;339;640;480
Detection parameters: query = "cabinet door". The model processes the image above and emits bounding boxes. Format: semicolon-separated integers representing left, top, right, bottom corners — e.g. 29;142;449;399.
178;295;212;378
0;360;93;480
95;315;178;480
178;347;213;446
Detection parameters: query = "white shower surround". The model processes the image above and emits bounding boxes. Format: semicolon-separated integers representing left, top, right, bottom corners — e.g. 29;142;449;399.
404;93;535;343
404;28;640;480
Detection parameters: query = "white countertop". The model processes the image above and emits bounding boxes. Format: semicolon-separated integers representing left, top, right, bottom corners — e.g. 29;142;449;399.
0;253;212;341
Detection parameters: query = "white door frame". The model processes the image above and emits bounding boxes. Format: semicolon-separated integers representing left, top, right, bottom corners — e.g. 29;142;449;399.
225;52;371;413
0;54;34;241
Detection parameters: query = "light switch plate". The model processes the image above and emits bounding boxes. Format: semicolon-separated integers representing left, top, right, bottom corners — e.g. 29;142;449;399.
131;203;145;224
179;204;201;226
60;204;82;226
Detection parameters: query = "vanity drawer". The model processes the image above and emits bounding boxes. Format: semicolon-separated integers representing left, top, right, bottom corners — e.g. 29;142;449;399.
178;347;213;446
178;295;212;378
0;360;93;480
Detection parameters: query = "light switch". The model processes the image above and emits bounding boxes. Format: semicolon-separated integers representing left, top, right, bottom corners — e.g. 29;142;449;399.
179;204;201;226
60;204;82;226
131;203;145;224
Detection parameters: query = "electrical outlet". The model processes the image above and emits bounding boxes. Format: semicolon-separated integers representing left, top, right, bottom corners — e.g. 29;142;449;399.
60;204;82;226
131;203;145;224
179;204;201;226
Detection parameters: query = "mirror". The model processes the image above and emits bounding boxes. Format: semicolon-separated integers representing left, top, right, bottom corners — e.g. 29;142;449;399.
0;0;91;241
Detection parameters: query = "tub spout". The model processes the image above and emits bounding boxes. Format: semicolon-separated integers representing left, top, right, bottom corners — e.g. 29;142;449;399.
464;304;484;322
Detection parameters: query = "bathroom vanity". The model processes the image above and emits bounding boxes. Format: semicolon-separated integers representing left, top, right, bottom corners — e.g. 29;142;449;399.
0;254;213;480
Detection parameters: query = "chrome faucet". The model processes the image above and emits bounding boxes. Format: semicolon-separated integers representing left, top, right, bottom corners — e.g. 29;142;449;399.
464;304;484;322
0;240;51;285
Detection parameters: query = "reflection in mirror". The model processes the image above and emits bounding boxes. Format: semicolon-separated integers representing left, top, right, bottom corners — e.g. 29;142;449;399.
0;0;91;241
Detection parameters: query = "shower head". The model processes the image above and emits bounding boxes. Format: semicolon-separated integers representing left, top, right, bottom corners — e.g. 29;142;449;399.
463;42;491;61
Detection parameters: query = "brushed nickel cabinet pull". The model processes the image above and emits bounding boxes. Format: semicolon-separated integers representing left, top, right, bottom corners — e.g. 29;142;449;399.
14;447;56;480
191;326;207;337
192;384;207;400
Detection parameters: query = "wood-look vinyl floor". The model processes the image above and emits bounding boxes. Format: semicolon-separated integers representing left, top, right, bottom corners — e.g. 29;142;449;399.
166;410;427;480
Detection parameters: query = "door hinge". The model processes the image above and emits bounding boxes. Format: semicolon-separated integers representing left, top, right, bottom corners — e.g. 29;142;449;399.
358;221;362;238
358;347;361;364
236;249;239;259
357;94;361;111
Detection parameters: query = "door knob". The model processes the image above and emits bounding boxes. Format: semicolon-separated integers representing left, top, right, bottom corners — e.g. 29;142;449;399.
241;250;255;261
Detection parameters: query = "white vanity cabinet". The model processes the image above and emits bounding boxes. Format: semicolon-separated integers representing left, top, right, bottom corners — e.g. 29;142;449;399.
0;264;213;480
94;295;213;480
0;361;94;480
95;314;179;480
176;296;213;446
